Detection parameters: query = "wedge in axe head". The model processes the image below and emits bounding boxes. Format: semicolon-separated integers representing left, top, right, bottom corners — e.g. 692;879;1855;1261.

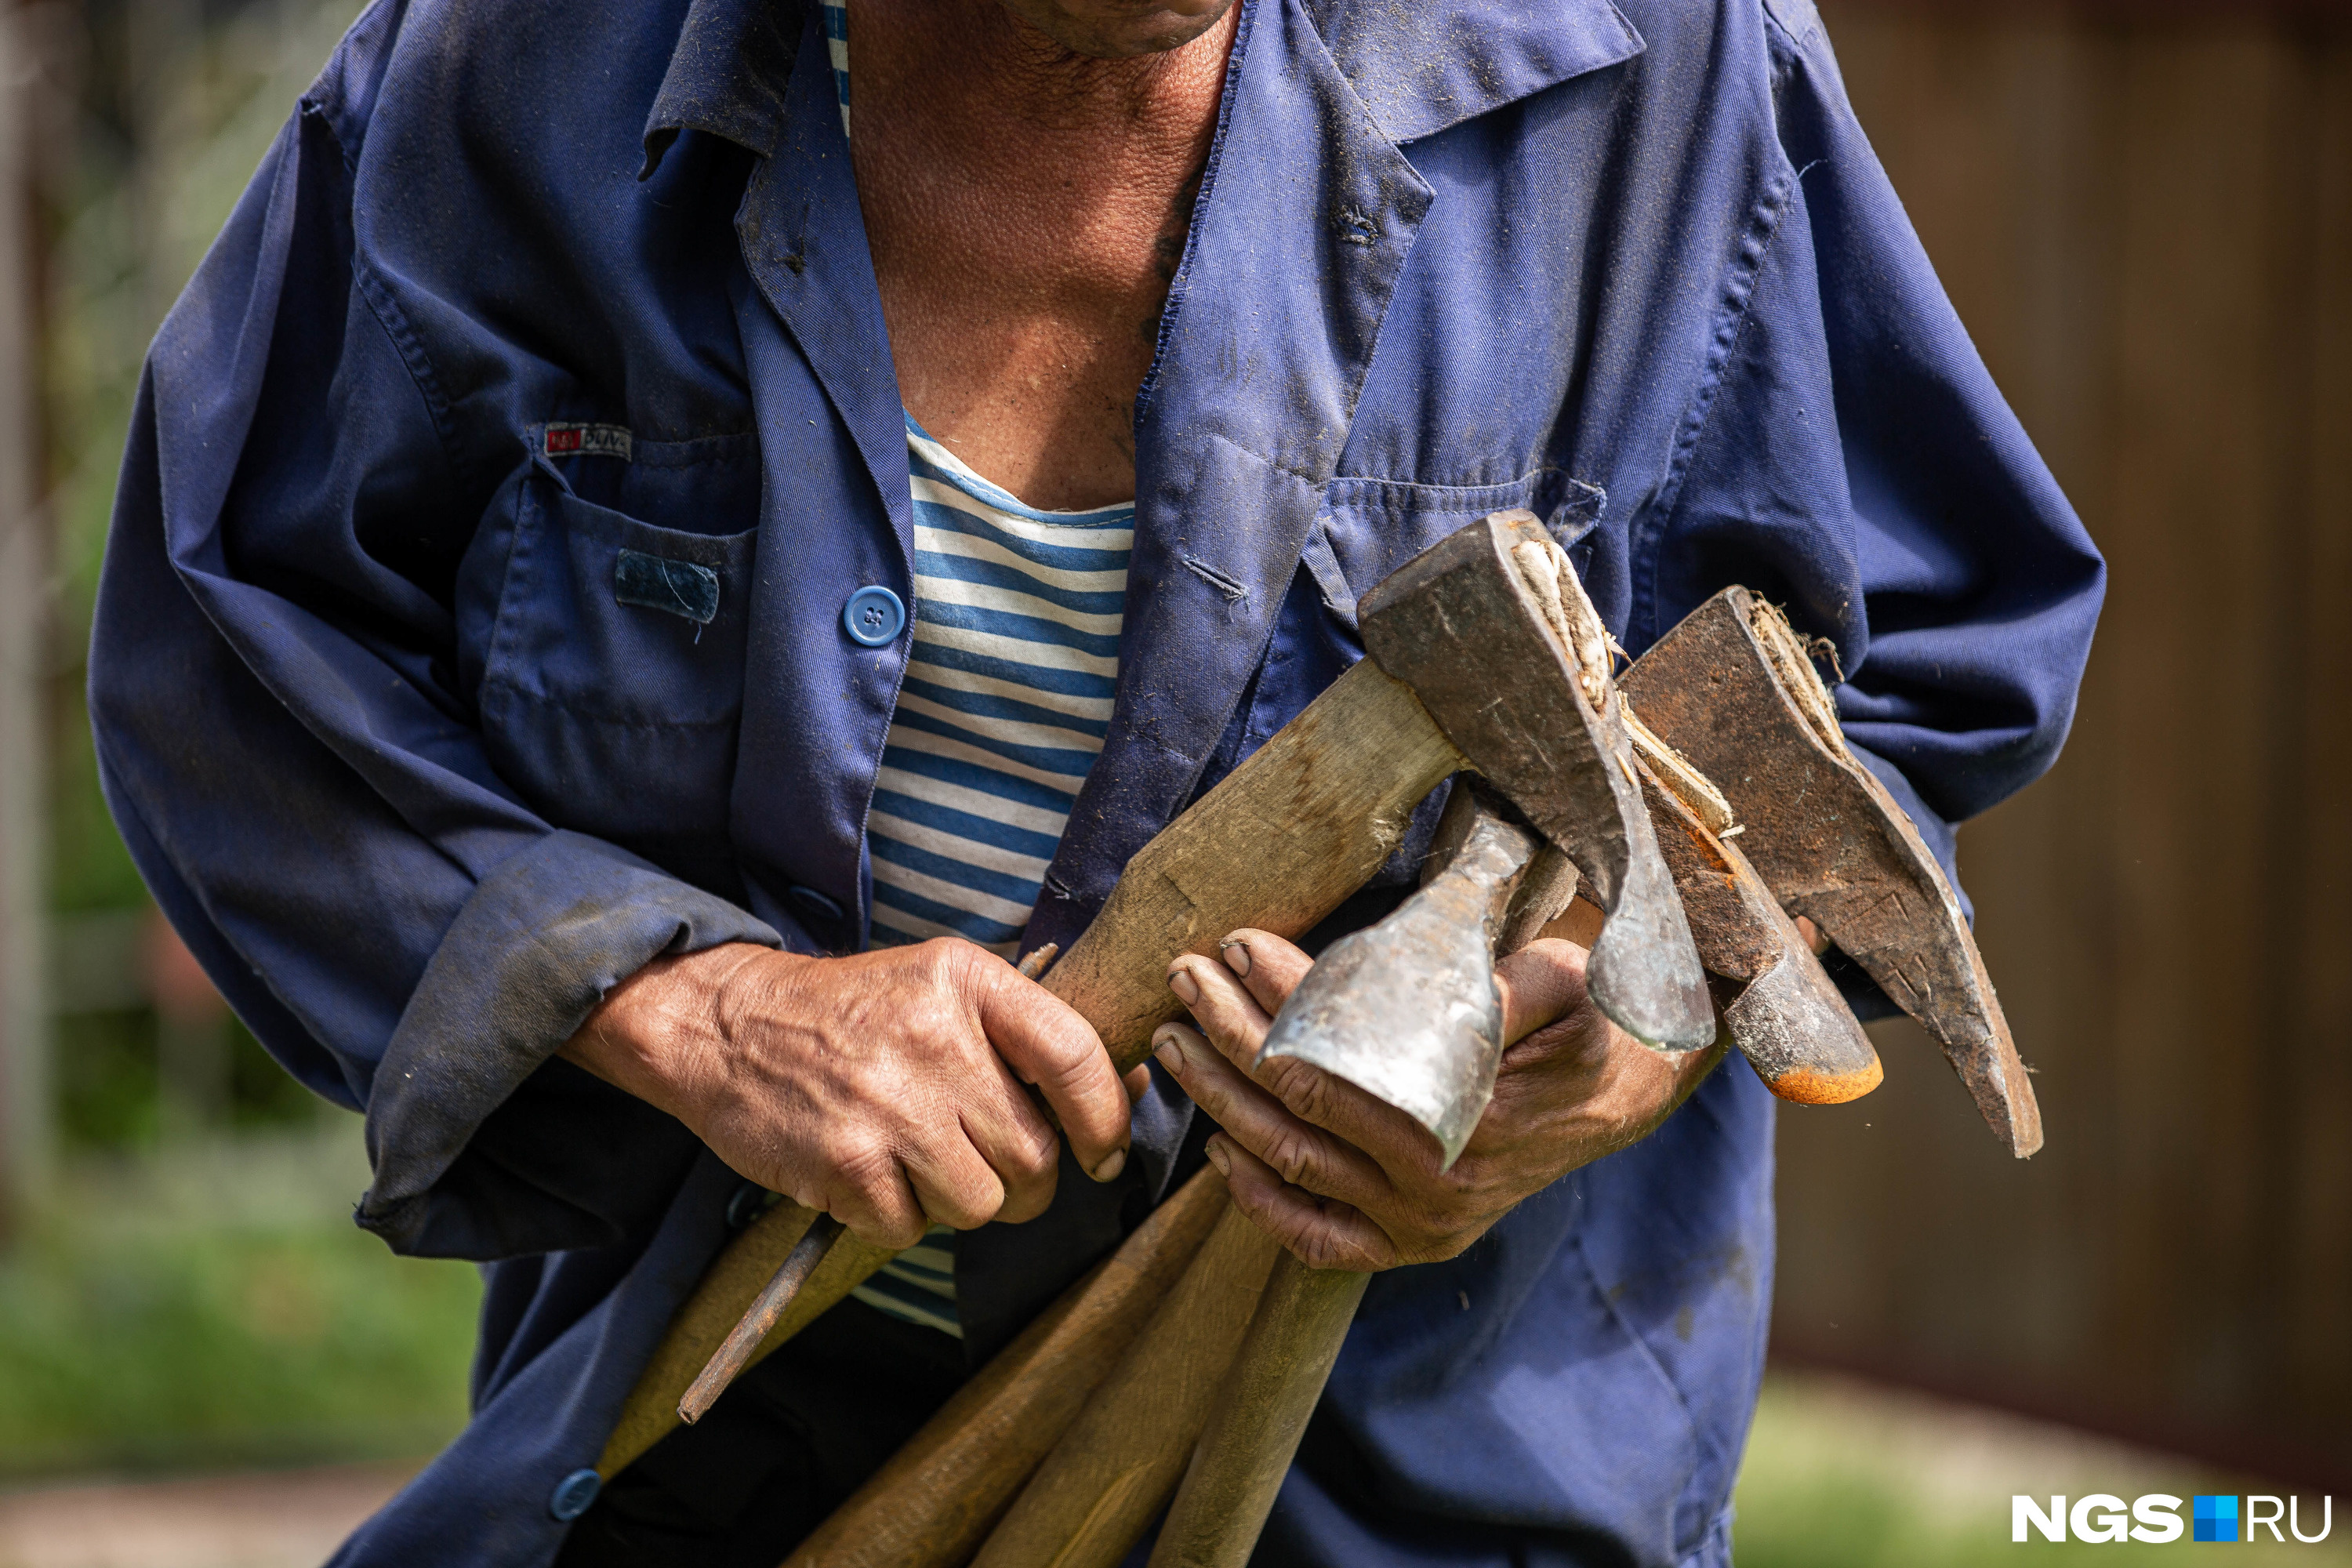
1622;714;1882;1105
1258;786;1549;1167
1619;586;2042;1156
1356;510;1713;1054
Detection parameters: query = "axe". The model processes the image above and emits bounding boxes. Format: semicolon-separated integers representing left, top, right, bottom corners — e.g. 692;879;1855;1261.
1618;586;2041;1155
1140;593;2030;1567
870;532;1880;1568
610;510;1722;1466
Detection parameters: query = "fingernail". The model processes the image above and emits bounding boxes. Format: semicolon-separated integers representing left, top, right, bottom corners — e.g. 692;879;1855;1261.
1219;938;1252;977
1153;1027;1185;1076
1168;966;1200;1006
1091;1147;1127;1182
1204;1138;1232;1175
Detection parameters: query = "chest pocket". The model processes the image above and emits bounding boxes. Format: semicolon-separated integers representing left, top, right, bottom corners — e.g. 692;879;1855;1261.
474;434;759;846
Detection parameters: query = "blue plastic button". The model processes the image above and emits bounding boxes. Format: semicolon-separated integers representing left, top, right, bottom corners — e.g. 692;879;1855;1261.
549;1468;602;1521
786;884;845;922
843;585;906;646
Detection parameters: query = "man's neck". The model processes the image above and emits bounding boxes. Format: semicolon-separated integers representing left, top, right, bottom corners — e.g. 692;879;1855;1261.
855;0;1234;140
847;0;1239;509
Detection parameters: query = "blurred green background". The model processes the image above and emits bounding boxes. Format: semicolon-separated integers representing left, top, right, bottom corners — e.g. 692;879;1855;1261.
0;0;2341;1564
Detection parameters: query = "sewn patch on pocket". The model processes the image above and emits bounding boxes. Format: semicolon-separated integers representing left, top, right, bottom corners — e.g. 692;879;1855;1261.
546;423;634;461
614;550;720;624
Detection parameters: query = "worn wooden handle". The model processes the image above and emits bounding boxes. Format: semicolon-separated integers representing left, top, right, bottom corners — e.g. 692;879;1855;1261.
1147;1256;1372;1568
1045;658;1463;1073
971;1198;1283;1568
783;1167;1231;1568
591;659;1457;1482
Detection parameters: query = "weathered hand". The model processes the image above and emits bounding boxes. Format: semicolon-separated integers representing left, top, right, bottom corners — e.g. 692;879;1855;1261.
562;939;1133;1249
1156;928;1720;1270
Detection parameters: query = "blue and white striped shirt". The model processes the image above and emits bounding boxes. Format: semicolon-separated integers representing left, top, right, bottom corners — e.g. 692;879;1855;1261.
814;0;1134;1341
866;419;1131;954
848;422;1132;1338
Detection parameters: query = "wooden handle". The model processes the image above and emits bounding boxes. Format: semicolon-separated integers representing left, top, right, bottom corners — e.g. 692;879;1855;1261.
596;1203;899;1478
1147;1255;1370;1568
1044;659;1462;1074
971;1199;1283;1568
594;660;1455;1483
783;1166;1230;1567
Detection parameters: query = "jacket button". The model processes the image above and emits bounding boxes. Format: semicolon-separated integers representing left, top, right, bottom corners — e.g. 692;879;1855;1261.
843;585;906;646
787;884;845;921
549;1468;602;1521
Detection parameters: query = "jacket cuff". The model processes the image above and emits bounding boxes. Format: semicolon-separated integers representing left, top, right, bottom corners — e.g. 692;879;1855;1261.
358;830;780;1258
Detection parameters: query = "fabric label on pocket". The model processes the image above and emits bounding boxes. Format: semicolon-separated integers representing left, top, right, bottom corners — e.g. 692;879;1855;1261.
546;422;634;460
614;549;720;625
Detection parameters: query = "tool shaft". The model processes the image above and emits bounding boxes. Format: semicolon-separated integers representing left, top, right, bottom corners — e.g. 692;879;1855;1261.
678;1213;845;1424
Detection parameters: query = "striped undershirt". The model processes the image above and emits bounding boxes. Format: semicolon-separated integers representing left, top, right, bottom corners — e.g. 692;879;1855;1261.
848;423;1132;1338
812;8;1136;1334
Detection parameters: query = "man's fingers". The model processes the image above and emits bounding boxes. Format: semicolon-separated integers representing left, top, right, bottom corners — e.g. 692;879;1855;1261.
1211;1135;1398;1272
899;1123;1014;1232
1152;1022;1388;1207
1496;938;1593;1045
1167;952;1272;1062
1173;951;1452;1167
812;1145;932;1250
977;961;1133;1182
951;1059;1065;1225
1214;929;1314;1018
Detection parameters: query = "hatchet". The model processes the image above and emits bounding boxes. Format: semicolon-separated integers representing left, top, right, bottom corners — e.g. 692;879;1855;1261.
612;510;1721;1469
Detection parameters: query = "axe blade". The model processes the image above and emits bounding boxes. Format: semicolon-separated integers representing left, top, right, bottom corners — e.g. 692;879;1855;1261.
1258;804;1539;1168
1357;511;1714;1054
1622;586;2041;1156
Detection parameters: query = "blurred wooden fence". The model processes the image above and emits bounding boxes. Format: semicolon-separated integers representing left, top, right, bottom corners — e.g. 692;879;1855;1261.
1774;0;2352;1489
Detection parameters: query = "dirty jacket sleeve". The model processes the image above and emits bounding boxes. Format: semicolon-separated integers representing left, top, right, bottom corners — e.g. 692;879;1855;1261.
86;88;784;1262
1635;0;2104;929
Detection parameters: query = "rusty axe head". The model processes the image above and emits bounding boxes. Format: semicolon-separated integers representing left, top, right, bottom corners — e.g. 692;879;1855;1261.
1354;510;1715;1054
1621;587;2041;1156
1624;719;1882;1105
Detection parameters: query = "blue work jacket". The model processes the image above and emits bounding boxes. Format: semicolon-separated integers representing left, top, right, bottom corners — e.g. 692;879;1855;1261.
89;0;2103;1561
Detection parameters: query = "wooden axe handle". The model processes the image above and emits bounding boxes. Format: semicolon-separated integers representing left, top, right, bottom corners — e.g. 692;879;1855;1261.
1147;1258;1371;1568
1045;659;1464;1074
590;659;1461;1483
782;1167;1231;1567
971;1199;1283;1568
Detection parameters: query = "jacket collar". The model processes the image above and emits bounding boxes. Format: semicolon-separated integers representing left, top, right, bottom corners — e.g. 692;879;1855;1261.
641;0;1646;176
1308;0;1645;143
641;0;801;176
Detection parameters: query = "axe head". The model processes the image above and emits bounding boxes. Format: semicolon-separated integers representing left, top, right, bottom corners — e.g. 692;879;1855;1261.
1622;586;2041;1156
1259;798;1539;1168
1359;511;1714;1054
1628;742;1883;1105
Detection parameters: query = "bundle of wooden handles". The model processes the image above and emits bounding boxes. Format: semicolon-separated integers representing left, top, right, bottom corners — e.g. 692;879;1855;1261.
590;655;1468;1563
581;519;2024;1563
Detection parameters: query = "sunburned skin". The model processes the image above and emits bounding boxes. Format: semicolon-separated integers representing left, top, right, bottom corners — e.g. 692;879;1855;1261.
848;0;1239;508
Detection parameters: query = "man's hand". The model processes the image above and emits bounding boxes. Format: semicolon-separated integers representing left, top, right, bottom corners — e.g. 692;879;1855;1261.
1155;929;1720;1271
561;940;1134;1249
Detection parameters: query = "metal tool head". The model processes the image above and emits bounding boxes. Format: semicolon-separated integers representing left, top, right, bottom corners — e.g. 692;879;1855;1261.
1259;797;1539;1167
1627;739;1882;1105
1621;586;2040;1156
1357;511;1715;1054
1720;941;1883;1105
